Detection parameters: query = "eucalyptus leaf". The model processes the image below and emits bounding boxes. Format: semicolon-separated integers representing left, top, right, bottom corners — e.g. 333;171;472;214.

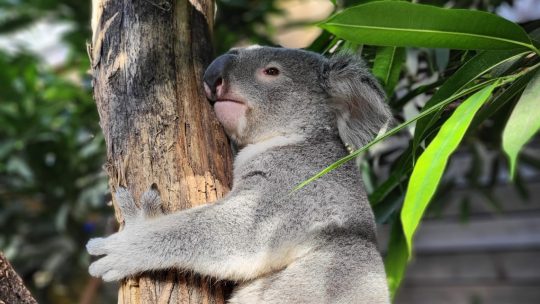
369;145;414;206
391;78;445;108
434;48;450;72
413;49;528;151
372;46;406;96
320;2;537;52
369;167;408;206
471;71;536;130
373;192;404;224
401;83;497;253
384;219;409;299
307;30;333;52
502;69;540;179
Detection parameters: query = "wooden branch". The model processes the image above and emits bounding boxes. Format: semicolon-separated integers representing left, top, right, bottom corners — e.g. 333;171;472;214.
0;252;37;304
90;0;234;303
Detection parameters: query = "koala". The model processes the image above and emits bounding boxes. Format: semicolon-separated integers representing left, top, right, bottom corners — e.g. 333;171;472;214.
87;46;392;304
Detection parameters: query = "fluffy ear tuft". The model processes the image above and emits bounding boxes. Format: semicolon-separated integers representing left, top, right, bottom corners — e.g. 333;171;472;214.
323;54;392;150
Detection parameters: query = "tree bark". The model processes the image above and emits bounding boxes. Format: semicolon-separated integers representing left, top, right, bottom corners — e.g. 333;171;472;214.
0;252;37;304
89;0;234;303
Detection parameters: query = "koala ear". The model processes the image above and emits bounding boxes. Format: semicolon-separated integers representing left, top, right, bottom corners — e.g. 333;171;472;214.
323;54;392;150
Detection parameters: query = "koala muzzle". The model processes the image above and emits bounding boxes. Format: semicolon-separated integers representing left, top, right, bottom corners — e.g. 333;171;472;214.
203;54;235;103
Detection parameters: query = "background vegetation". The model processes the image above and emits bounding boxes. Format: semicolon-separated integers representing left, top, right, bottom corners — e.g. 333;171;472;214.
0;0;538;303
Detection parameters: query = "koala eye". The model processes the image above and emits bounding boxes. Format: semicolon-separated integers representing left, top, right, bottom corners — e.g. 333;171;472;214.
263;67;280;76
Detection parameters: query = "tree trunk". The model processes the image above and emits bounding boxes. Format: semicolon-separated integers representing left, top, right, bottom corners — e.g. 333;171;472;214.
89;0;234;303
0;252;37;304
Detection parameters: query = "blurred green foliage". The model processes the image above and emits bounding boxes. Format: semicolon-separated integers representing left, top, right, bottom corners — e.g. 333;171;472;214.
0;0;109;302
0;49;109;302
214;0;281;53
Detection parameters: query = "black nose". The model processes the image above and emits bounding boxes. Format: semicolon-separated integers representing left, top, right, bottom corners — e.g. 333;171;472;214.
203;54;235;95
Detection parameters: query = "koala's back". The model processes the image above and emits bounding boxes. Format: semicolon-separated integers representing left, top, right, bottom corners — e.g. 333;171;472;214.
229;138;389;303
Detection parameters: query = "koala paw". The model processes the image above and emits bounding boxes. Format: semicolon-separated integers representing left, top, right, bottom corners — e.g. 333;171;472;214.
86;186;164;281
116;186;164;224
139;185;164;218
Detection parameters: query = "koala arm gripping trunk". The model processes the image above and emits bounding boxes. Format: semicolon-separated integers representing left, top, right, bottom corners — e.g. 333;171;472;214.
87;188;310;282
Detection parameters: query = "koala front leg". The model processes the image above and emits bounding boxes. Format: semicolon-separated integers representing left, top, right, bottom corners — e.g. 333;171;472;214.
86;188;169;281
87;187;307;282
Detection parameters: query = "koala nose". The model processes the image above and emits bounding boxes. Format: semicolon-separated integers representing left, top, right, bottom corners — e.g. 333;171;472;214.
203;54;235;97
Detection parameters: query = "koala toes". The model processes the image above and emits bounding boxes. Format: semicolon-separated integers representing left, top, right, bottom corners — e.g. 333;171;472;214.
114;185;164;224
140;186;164;218
115;187;139;223
86;237;109;255
89;254;135;281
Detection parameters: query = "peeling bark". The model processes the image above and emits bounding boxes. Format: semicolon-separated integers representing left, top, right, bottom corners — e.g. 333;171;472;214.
0;252;37;304
90;0;234;303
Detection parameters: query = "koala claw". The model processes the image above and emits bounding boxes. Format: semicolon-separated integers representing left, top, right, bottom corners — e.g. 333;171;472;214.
114;186;164;222
89;255;133;281
88;256;109;277
115;187;139;223
102;270;125;282
140;187;163;218
87;232;142;281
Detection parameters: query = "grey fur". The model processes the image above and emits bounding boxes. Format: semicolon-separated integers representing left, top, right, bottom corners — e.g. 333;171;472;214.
87;46;391;303
139;186;163;218
323;53;392;150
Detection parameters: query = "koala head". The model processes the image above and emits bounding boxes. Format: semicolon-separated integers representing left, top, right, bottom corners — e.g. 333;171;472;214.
203;46;391;150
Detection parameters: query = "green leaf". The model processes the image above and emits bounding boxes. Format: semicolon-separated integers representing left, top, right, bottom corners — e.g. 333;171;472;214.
471;71;536;130
413;49;528;151
502;69;540;179
434;48;450;72
373;192;403;224
369;145;414;206
369;167;408;206
307;30;333;53
372;46;405;96
384;219;409;299
458;197;471;223
529;28;540;48
320;2;537;52
391;78;445;108
401;83;497;254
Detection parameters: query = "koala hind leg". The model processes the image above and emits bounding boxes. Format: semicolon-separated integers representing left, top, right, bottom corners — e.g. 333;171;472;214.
228;237;389;304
